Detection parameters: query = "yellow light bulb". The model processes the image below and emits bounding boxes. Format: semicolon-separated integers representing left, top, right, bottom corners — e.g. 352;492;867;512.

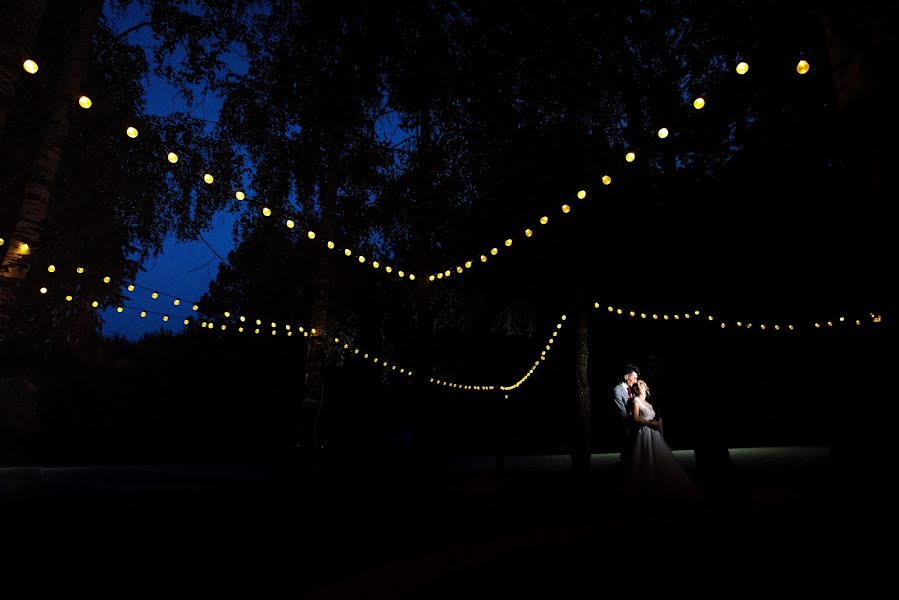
577;190;586;199
796;60;810;75
19;242;29;254
409;274;415;280
235;191;245;200
657;128;669;139
437;273;443;279
327;241;334;249
373;261;380;268
344;248;352;256
429;275;435;281
48;265;55;273
505;239;512;247
151;292;158;299
480;255;487;262
693;97;705;110
385;266;392;273
66;295;73;302
398;271;405;278
127;284;134;291
193;304;199;311
540;216;548;225
456;266;463;273
203;173;214;184
40;287;47;294
126;126;138;138
286;219;295;228
602;175;612;185
184;319;189;325
167;152;178;163
490;247;498;255
92;301;99;308
625;152;636;162
524;229;532;238
358;255;365;263
77;267;84;274
465;260;472;268
78;96;92;109
736;61;749;75
163;315;169;322
23;59;39;74
561;204;570;213
103;276;110;283
262;207;271;216
117;307;123;313
224;311;231;318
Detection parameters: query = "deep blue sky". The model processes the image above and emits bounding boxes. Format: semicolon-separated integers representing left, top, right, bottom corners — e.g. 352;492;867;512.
101;4;245;340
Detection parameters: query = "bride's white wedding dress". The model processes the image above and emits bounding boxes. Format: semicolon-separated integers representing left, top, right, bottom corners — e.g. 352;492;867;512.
626;397;701;502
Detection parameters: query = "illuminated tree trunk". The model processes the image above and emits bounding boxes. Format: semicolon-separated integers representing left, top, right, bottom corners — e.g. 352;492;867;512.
0;0;47;134
0;0;103;344
299;159;338;478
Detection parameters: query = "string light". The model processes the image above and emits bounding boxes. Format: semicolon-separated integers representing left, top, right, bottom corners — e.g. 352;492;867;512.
657;128;669;139
167;152;178;163
693;97;705;109
625;152;636;162
235;191;245;200
602;175;612;185
126;126;138;138
23;59;39;74
203;173;214;184
577;190;587;199
796;60;810;75
78;96;92;109
736;61;749;75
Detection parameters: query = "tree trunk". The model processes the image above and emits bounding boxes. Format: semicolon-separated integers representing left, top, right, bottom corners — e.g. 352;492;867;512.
572;284;591;476
0;0;47;134
299;158;338;481
820;3;896;479
413;107;435;499
0;0;104;344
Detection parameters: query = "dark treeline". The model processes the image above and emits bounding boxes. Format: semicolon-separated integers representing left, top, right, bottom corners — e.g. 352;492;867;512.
1;1;894;466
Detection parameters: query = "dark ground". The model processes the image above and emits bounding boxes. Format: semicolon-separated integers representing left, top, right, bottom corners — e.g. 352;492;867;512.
1;446;894;598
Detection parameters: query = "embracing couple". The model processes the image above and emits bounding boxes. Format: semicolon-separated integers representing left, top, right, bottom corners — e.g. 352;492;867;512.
612;364;699;502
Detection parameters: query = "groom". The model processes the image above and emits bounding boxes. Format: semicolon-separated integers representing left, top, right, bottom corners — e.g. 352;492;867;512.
612;364;640;464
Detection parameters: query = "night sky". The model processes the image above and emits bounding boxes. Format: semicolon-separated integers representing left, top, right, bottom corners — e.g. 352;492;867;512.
100;3;243;340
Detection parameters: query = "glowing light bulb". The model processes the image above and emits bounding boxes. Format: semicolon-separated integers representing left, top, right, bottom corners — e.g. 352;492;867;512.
47;265;55;273
167;152;178;163
327;241;334;249
561;204;570;213
66;296;73;302
465;260;473;268
127;284;134;291
625;152;636;163
76;267;84;274
540;216;548;225
117;307;123;313
235;191;245;200
577;190;586;199
151;292;158;299
262;207;271;216
203;173;214;184
480;255;487;262
657;128;669;139
92;301;99;308
736;61;749;75
286;219;295;229
693;97;705;110
796;60;810;75
344;249;352;256
358;255;365;263
23;59;39;74
19;242;29;254
103;276;110;283
505;239;512;247
373;261;380;268
490;247;498;255
126;126;138;138
78;96;92;109
40;287;47;294
602;175;612;186
524;229;532;238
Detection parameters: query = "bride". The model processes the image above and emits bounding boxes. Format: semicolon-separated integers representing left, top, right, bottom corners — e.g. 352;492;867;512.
625;379;700;502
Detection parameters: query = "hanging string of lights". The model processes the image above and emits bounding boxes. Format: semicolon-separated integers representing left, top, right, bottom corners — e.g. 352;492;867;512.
499;314;568;391
13;52;817;288
330;336;414;380
595;303;883;331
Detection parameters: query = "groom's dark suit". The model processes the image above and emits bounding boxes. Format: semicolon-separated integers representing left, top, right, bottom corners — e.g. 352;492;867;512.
613;382;636;462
